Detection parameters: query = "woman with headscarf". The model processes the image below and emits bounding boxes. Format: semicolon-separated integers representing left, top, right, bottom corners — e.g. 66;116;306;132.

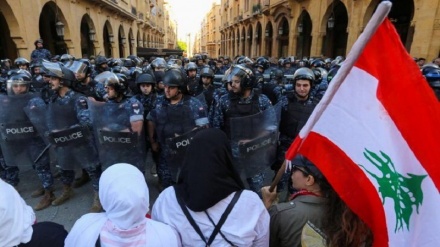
152;128;270;247
65;163;180;247
0;180;68;247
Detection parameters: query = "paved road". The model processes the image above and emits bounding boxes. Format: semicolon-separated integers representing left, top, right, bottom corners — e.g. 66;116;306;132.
18;154;276;232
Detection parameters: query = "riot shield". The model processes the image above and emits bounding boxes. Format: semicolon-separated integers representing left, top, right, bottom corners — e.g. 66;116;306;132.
154;101;199;180
194;92;207;109
229;105;280;177
166;127;204;180
0;94;42;167
89;100;146;171
25;99;98;170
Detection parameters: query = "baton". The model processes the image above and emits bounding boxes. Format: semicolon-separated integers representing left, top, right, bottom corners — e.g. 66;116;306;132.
34;144;51;164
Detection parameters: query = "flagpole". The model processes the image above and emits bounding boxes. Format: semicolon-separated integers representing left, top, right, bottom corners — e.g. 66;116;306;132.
269;1;392;193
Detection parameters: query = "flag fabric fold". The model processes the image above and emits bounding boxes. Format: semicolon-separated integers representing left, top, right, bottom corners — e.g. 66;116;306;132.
285;2;440;246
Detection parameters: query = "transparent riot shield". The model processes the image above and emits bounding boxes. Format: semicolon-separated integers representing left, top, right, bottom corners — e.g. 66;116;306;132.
165;127;204;180
25;99;98;170
229;105;280;177
194;92;207;109
154;101;199;180
0;94;41;167
89;100;146;171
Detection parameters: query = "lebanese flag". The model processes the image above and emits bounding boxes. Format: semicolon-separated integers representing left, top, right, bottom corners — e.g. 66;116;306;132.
285;2;440;246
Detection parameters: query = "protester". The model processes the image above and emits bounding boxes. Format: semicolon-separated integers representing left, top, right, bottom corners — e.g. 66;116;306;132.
152;128;270;246
261;155;372;247
65;163;180;247
0;180;67;247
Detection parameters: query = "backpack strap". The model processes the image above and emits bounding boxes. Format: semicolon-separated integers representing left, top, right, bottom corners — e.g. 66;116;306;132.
175;188;243;246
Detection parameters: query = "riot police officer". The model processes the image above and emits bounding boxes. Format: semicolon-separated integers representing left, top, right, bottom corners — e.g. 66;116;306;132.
0;70;55;210
14;57;30;71
147;68;209;189
185;62;202;96
276;68;317;192
30;62;102;211
92;55;109;78
212;64;277;197
69;59;106;101
133;72;160;176
89;73;146;172
422;63;440;100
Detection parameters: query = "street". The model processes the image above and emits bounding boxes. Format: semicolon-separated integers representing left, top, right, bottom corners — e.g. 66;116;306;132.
18;153;275;231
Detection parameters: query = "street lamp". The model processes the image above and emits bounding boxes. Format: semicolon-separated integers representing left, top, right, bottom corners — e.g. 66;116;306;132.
121;36;126;44
278;27;283;35
130;38;135;45
298;23;303;34
138;40;143;47
109;34;114;43
89;29;96;41
327;15;335;29
55;21;65;37
265;29;269;37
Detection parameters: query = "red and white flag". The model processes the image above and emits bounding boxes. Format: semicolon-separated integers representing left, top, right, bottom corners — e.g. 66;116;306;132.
285;2;440;246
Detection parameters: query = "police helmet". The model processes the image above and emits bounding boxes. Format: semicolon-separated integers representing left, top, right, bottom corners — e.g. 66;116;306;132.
163;68;187;91
60;54;75;65
68;59;92;77
108;58;123;68
293;68;315;85
270;68;284;80
136;72;156;86
235;56;254;65
297;59;310;68
327;65;340;83
14;57;30;67
127;55;143;67
95;55;108;66
311;59;325;68
104;73;126;96
255;57;270;70
229;64;255;89
42;61;76;87
422;63;440;88
185;62;198;72
7;69;32;95
123;59;136;68
150;58;167;71
200;67;214;79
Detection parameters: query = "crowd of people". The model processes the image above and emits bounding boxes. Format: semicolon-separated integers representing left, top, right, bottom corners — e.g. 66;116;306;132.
1;38;439;246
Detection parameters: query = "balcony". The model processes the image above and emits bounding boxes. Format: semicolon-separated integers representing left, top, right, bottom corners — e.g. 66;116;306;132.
89;0;137;20
252;4;261;15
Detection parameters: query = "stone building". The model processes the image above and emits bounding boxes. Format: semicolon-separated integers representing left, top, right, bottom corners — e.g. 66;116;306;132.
0;0;177;60
211;0;439;59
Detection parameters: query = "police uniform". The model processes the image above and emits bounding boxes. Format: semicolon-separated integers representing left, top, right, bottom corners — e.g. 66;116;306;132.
276;93;316;192
73;79;106;101
132;92;161;165
212;90;273;196
96;97;145;170
148;95;209;187
49;89;101;191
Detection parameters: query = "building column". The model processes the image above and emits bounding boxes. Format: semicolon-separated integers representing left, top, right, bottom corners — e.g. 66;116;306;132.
311;31;325;57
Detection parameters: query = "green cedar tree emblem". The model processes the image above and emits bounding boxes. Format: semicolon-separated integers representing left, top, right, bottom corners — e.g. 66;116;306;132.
360;148;427;232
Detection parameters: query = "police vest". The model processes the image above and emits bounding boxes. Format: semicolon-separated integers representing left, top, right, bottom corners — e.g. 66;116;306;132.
224;92;261;139
158;95;196;143
280;96;316;138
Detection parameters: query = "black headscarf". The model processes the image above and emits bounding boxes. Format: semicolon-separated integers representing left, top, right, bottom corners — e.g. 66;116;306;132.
174;128;245;212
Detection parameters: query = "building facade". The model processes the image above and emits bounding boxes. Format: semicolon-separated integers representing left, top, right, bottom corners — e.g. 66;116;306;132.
216;0;439;60
197;2;222;58
0;0;177;60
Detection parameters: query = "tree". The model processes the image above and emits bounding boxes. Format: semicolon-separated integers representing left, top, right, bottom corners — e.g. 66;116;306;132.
177;41;187;51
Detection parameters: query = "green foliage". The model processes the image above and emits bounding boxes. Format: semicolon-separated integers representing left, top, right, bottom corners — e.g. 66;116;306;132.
177;41;187;51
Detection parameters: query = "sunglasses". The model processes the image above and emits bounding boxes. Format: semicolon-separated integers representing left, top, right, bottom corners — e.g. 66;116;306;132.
291;165;310;176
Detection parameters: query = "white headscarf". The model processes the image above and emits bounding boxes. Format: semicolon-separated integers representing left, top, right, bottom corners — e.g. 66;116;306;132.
0;180;35;246
65;163;180;247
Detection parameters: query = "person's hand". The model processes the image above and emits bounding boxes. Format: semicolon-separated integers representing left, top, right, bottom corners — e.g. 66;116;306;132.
261;186;278;209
